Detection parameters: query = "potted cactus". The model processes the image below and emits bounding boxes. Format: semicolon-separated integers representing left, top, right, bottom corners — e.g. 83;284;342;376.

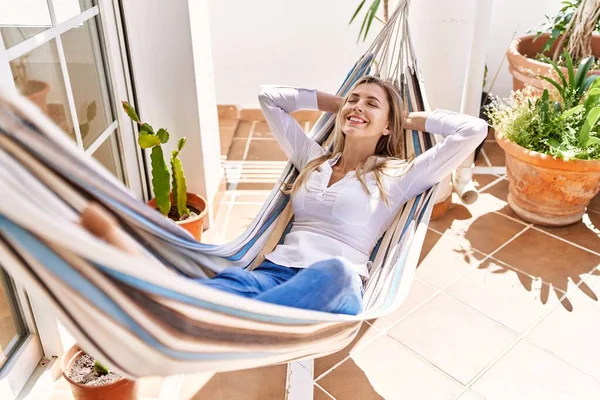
62;344;137;400
122;101;208;240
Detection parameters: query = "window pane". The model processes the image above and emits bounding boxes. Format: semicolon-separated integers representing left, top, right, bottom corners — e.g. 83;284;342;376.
93;132;125;183
0;269;27;369
0;0;52;48
9;39;76;141
52;0;95;24
62;16;114;149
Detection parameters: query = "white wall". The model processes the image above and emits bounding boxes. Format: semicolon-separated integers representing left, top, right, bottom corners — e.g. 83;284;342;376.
208;0;564;108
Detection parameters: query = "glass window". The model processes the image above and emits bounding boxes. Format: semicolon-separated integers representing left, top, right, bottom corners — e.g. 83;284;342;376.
9;39;76;140
0;0;52;48
62;16;114;148
0;269;27;369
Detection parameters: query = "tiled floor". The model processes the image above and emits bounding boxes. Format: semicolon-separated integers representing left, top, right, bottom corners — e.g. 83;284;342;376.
51;113;600;399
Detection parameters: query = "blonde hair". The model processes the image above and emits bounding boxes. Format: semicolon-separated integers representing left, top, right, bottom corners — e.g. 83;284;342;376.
282;75;415;206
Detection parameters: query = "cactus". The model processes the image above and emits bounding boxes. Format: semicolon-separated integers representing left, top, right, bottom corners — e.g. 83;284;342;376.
121;101;190;219
171;138;189;218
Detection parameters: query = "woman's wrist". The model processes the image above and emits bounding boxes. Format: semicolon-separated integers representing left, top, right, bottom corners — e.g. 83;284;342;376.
316;90;344;113
404;111;429;132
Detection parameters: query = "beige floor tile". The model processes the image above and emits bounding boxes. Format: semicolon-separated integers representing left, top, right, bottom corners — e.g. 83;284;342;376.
223;203;264;242
537;211;600;255
245;139;287;161
187;365;287;400
318;335;464;400
482;141;505;166
50;392;74;400
416;229;487;290
526;291;600;380
137;376;165;398
235;182;279;191
234;190;272;204
445;258;563;334
368;279;438;331
201;202;232;244
253;121;274;138
314;385;334;400
577;268;600;302
226;138;248;160
388;294;516;384
430;205;525;255
233;121;254;138
472;339;600;400
456;390;485;400
492;228;600;293
314;322;382;378
472;174;501;191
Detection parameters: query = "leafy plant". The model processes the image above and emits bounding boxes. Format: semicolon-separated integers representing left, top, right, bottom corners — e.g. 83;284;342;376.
486;71;600;160
536;51;598;109
122;101;190;220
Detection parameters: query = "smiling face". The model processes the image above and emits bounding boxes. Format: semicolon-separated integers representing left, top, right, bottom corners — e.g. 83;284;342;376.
341;83;391;142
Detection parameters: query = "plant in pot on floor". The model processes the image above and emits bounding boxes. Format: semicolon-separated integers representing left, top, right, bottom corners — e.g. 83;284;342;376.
508;0;600;92
62;344;137;399
122;101;208;240
487;51;600;226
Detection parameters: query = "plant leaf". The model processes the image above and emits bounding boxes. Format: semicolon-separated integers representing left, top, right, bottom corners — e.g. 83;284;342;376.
156;128;170;144
94;361;109;376
140;123;155;135
539;53;567;89
79;123;90;137
578;106;600;147
560;104;583;119
150;146;171;216
121;101;139;122
178;137;186;152
585;88;600;110
349;0;366;24
171;151;189;218
538;75;565;101
138;132;161;149
575;56;595;95
362;0;381;42
582;74;600;93
586;136;600;146
564;51;575;86
87;101;97;121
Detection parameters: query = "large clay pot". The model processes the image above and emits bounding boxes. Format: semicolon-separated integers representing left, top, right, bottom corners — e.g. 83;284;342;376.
507;34;600;93
495;130;600;226
147;192;208;240
24;80;50;113
62;345;137;400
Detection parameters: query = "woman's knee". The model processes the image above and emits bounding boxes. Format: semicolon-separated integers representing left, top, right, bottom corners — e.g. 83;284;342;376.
310;257;357;282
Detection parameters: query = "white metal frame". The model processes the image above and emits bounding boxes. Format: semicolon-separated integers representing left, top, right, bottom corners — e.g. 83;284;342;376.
0;0;145;397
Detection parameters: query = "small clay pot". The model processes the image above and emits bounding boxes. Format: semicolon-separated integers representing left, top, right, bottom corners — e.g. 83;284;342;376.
496;130;600;226
147;192;208;240
62;345;137;400
507;34;600;93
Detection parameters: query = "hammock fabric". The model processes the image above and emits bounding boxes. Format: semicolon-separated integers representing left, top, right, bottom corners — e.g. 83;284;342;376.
0;1;437;378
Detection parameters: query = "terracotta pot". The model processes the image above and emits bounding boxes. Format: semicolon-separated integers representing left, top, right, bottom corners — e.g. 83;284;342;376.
507;34;600;93
147;192;208;240
25;80;50;113
61;345;137;400
495;130;600;226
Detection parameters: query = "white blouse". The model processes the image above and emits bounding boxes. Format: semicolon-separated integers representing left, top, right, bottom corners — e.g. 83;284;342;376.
258;85;488;277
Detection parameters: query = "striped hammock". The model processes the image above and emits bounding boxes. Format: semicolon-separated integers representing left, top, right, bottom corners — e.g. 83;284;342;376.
0;1;438;378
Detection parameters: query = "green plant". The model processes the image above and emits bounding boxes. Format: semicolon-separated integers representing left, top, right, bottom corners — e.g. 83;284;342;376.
349;0;388;43
121;101;190;220
94;360;109;376
486;53;600;160
529;0;600;63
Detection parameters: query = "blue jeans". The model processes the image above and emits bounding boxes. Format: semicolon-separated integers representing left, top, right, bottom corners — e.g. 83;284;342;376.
199;257;364;315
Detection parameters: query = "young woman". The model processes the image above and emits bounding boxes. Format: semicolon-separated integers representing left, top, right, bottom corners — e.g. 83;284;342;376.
201;76;487;315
